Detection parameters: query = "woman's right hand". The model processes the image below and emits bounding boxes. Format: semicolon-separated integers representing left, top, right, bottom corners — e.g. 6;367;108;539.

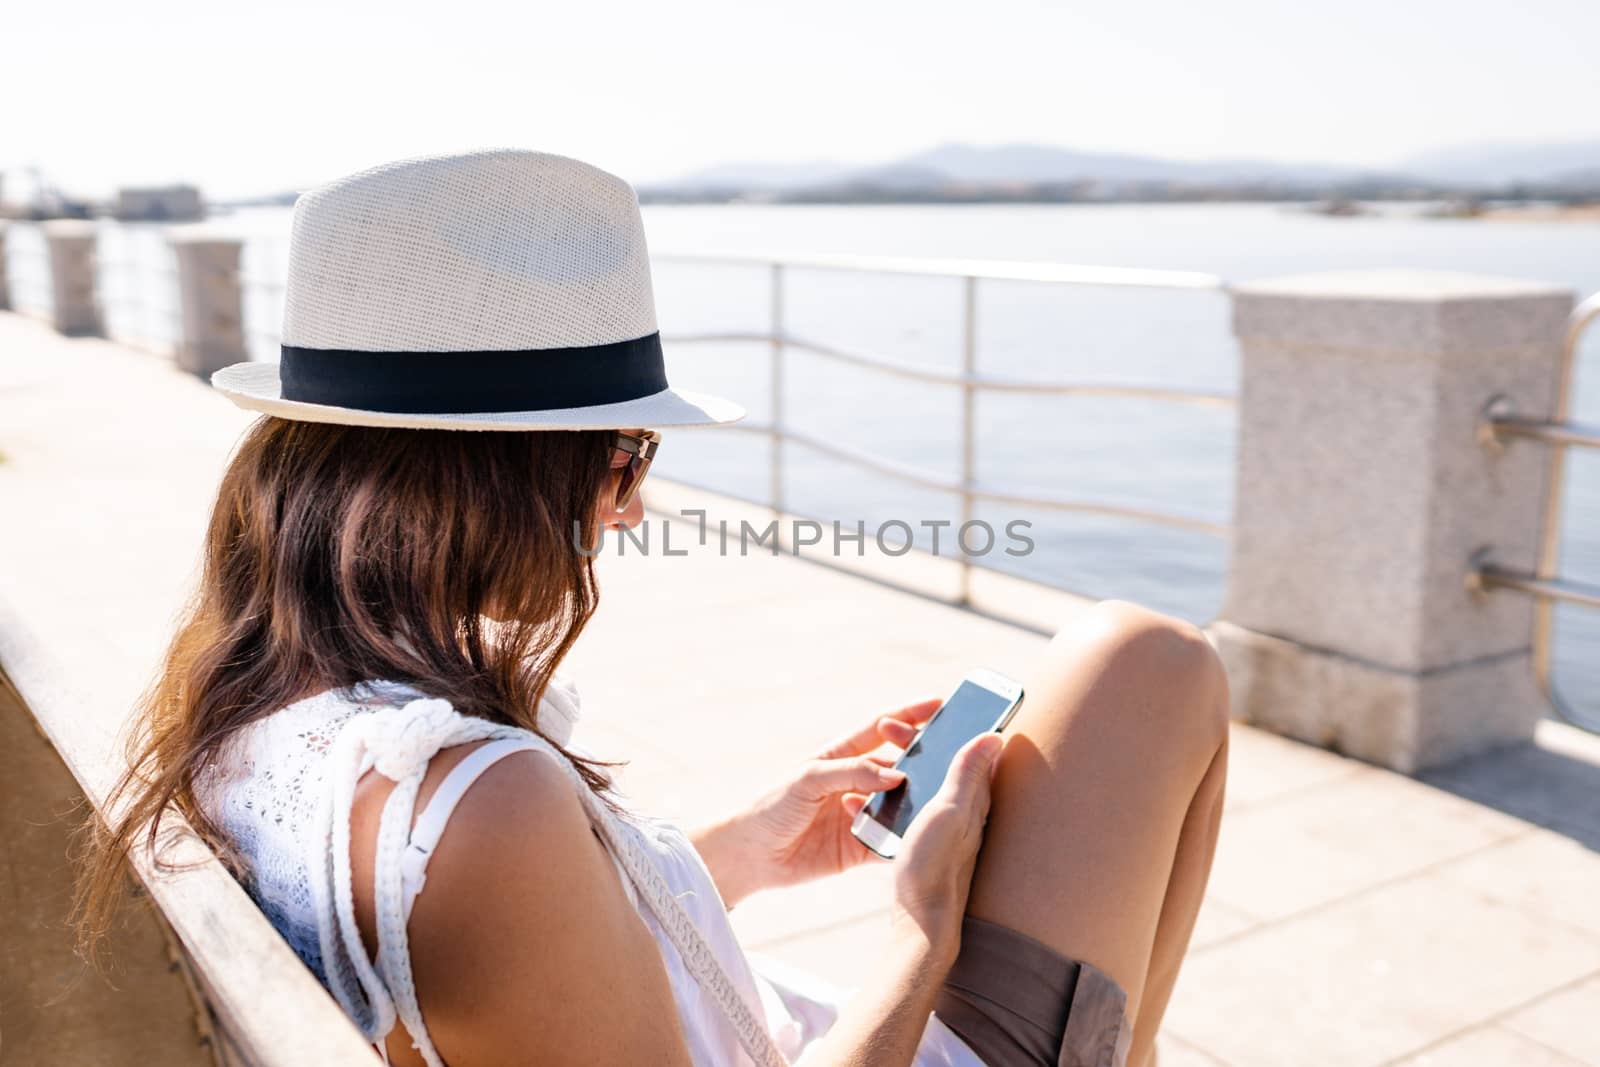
886;731;1005;964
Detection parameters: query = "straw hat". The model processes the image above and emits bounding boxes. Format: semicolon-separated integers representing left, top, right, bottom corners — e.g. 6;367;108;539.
210;148;743;430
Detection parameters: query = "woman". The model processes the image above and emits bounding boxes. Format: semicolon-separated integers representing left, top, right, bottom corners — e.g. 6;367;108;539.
80;149;1230;1067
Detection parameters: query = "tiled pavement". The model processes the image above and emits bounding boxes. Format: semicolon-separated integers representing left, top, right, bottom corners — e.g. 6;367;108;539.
3;312;1597;1066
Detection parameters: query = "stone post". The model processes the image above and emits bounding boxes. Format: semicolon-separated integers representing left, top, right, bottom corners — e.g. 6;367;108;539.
1210;270;1574;773
42;219;102;336
168;227;247;378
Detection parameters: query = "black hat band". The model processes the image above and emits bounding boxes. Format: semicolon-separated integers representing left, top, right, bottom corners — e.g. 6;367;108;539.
279;332;668;415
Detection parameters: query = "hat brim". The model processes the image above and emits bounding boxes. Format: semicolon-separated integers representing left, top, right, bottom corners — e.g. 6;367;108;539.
210;361;745;431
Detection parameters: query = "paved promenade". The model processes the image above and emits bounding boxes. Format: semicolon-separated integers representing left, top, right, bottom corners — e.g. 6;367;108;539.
2;310;1598;1066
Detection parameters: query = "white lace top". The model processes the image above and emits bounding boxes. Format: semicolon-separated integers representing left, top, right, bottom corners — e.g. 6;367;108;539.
195;676;984;1067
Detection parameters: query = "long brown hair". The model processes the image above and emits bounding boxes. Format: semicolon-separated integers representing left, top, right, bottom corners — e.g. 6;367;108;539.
76;415;625;956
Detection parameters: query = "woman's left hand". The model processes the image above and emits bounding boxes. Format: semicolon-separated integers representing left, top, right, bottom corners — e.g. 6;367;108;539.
691;697;942;907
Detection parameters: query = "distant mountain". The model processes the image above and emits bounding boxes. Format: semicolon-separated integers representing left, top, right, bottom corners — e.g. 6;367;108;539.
1398;139;1600;185
822;162;949;191
638;138;1600;203
882;142;1382;185
653;159;854;192
1552;167;1600;188
644;141;1410;196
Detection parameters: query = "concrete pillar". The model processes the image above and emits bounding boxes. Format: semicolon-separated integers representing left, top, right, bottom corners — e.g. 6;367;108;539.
42;219;102;335
168;228;247;378
1211;270;1574;773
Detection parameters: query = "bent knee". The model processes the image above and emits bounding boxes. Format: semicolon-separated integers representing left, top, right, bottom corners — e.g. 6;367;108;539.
1049;599;1230;750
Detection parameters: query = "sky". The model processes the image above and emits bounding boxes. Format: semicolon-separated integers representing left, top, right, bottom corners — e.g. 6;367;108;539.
5;0;1599;201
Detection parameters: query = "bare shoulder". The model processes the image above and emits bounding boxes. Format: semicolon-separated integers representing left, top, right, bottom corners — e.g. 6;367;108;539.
349;742;694;1067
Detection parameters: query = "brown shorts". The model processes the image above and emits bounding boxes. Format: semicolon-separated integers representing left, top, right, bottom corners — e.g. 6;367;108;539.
932;915;1133;1067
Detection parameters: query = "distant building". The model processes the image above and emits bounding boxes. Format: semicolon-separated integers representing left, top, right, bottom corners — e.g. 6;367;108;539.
113;185;204;221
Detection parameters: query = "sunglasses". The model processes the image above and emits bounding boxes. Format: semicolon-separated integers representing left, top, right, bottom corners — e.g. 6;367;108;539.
608;429;661;511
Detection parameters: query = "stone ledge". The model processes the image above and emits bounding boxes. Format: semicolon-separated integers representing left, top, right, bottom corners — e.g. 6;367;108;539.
1209;620;1546;773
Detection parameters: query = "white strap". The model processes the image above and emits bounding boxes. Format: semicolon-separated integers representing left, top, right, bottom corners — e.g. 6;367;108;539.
373;756;439;1065
399;738;541;921
319;744;397;1039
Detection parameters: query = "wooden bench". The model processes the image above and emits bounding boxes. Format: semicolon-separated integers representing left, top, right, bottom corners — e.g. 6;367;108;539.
0;600;377;1065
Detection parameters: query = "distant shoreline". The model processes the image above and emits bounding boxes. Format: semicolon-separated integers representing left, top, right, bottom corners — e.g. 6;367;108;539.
12;197;1598;225
633;193;1600;222
1473;203;1600;223
636;198;1600;226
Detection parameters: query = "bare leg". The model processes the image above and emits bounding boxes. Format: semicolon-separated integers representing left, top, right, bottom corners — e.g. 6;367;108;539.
1126;734;1227;1064
963;600;1230;1067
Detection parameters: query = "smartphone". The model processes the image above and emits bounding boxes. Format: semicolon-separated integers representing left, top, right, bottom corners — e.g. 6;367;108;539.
850;667;1024;860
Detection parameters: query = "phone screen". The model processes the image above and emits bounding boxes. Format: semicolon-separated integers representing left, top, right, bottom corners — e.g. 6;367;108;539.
863;681;1015;840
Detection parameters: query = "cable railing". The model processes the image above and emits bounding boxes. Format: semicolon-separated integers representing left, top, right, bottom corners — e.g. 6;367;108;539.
2;223;54;320
654;252;1234;605
239;234;290;362
1469;290;1600;729
242;275;287;361
95;223;182;356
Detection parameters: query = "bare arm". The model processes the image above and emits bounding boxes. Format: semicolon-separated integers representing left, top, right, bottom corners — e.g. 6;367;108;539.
793;927;956;1067
352;746;697;1067
688;699;945;910
686;814;764;908
799;731;1005;1067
